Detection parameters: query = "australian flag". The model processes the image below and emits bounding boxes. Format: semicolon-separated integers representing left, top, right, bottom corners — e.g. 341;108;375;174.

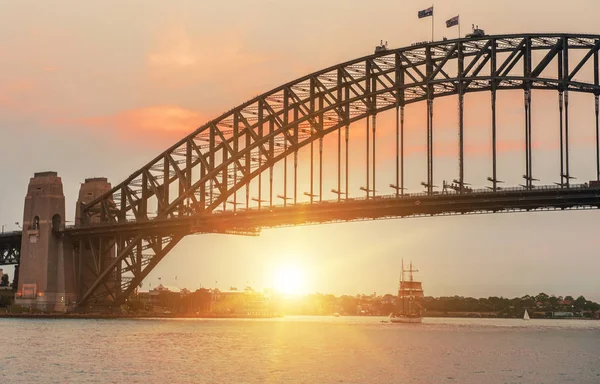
446;16;459;28
418;6;434;19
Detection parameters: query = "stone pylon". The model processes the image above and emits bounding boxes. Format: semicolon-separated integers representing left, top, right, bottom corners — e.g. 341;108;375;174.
15;172;76;312
74;178;117;311
75;177;112;226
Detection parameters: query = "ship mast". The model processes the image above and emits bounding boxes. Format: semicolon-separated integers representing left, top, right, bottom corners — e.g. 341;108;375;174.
404;261;419;315
400;259;404;314
409;261;413;314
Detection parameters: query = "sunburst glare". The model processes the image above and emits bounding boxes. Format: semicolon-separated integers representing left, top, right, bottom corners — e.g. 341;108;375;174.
272;263;307;295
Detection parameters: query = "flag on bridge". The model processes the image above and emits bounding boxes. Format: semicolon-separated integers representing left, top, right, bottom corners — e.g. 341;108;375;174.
418;6;433;19
446;16;459;28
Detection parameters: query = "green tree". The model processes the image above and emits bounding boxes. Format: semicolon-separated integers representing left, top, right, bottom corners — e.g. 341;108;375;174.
536;293;549;303
574;296;587;310
520;295;535;309
11;266;18;291
586;301;600;311
340;295;357;315
0;295;11;307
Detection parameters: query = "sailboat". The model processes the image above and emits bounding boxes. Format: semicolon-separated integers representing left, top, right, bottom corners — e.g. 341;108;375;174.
523;309;530;320
390;260;424;324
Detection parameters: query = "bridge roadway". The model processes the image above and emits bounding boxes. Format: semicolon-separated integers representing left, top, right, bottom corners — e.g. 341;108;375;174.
3;183;599;264
61;184;600;238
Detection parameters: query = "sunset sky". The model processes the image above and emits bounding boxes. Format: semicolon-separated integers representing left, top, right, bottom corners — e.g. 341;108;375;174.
2;0;600;301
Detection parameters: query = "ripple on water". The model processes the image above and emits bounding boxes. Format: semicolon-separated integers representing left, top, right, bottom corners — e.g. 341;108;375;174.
0;317;599;384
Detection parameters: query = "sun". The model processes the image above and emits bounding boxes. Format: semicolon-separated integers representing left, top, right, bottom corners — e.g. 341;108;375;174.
272;264;307;295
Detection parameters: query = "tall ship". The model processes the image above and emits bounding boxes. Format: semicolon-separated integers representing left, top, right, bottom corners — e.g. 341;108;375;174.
390;260;424;324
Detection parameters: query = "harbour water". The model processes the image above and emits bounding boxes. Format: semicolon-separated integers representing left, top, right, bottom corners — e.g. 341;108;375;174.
1;316;599;383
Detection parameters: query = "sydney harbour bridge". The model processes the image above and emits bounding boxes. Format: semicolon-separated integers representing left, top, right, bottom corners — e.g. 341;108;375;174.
2;33;600;312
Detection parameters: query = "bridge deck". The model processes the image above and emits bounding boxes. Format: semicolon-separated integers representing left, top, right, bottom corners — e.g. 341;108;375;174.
63;184;600;238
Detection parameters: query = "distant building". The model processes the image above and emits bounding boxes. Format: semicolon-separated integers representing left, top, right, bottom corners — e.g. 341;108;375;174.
552;311;574;318
187;288;212;313
135;291;152;310
210;288;274;315
148;284;180;312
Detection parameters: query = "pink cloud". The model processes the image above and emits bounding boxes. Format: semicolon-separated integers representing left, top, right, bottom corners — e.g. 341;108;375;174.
62;105;211;146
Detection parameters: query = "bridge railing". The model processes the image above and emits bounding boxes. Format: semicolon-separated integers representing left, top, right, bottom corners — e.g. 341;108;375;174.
0;231;23;239
63;183;600;229
91;184;599;222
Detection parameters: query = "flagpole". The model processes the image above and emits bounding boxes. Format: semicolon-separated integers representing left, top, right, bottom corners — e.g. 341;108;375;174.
458;15;461;39
431;4;435;42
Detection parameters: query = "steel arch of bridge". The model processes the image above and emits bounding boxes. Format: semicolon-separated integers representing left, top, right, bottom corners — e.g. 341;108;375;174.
72;33;600;310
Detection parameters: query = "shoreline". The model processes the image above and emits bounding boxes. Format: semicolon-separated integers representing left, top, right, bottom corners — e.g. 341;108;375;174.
0;313;597;320
0;313;282;320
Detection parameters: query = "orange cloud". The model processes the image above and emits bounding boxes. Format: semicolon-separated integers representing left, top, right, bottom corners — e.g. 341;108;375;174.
63;105;211;145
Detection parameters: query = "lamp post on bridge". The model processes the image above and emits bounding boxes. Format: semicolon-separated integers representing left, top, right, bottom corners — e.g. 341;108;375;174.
389;184;406;197
420;182;437;194
303;192;319;204
251;198;268;210
486;177;504;191
276;195;293;207
227;200;243;213
331;189;346;202
359;186;376;198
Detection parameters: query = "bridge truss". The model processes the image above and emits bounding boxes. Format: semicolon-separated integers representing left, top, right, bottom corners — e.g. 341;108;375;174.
0;232;21;266
65;33;600;310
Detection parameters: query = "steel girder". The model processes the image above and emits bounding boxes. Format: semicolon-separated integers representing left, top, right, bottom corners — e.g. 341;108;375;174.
0;232;21;266
65;184;600;238
0;247;19;266
74;234;182;309
69;33;600;310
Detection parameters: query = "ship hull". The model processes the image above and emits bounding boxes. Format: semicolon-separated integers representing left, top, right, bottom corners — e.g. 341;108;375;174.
389;316;423;324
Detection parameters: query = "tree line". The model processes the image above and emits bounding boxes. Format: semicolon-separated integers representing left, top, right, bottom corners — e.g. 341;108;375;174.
424;293;600;317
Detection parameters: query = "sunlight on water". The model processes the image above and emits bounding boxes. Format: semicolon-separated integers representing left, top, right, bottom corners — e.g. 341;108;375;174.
1;317;599;383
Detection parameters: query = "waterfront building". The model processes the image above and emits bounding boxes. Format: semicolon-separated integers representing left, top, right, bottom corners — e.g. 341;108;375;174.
552;311;574;318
